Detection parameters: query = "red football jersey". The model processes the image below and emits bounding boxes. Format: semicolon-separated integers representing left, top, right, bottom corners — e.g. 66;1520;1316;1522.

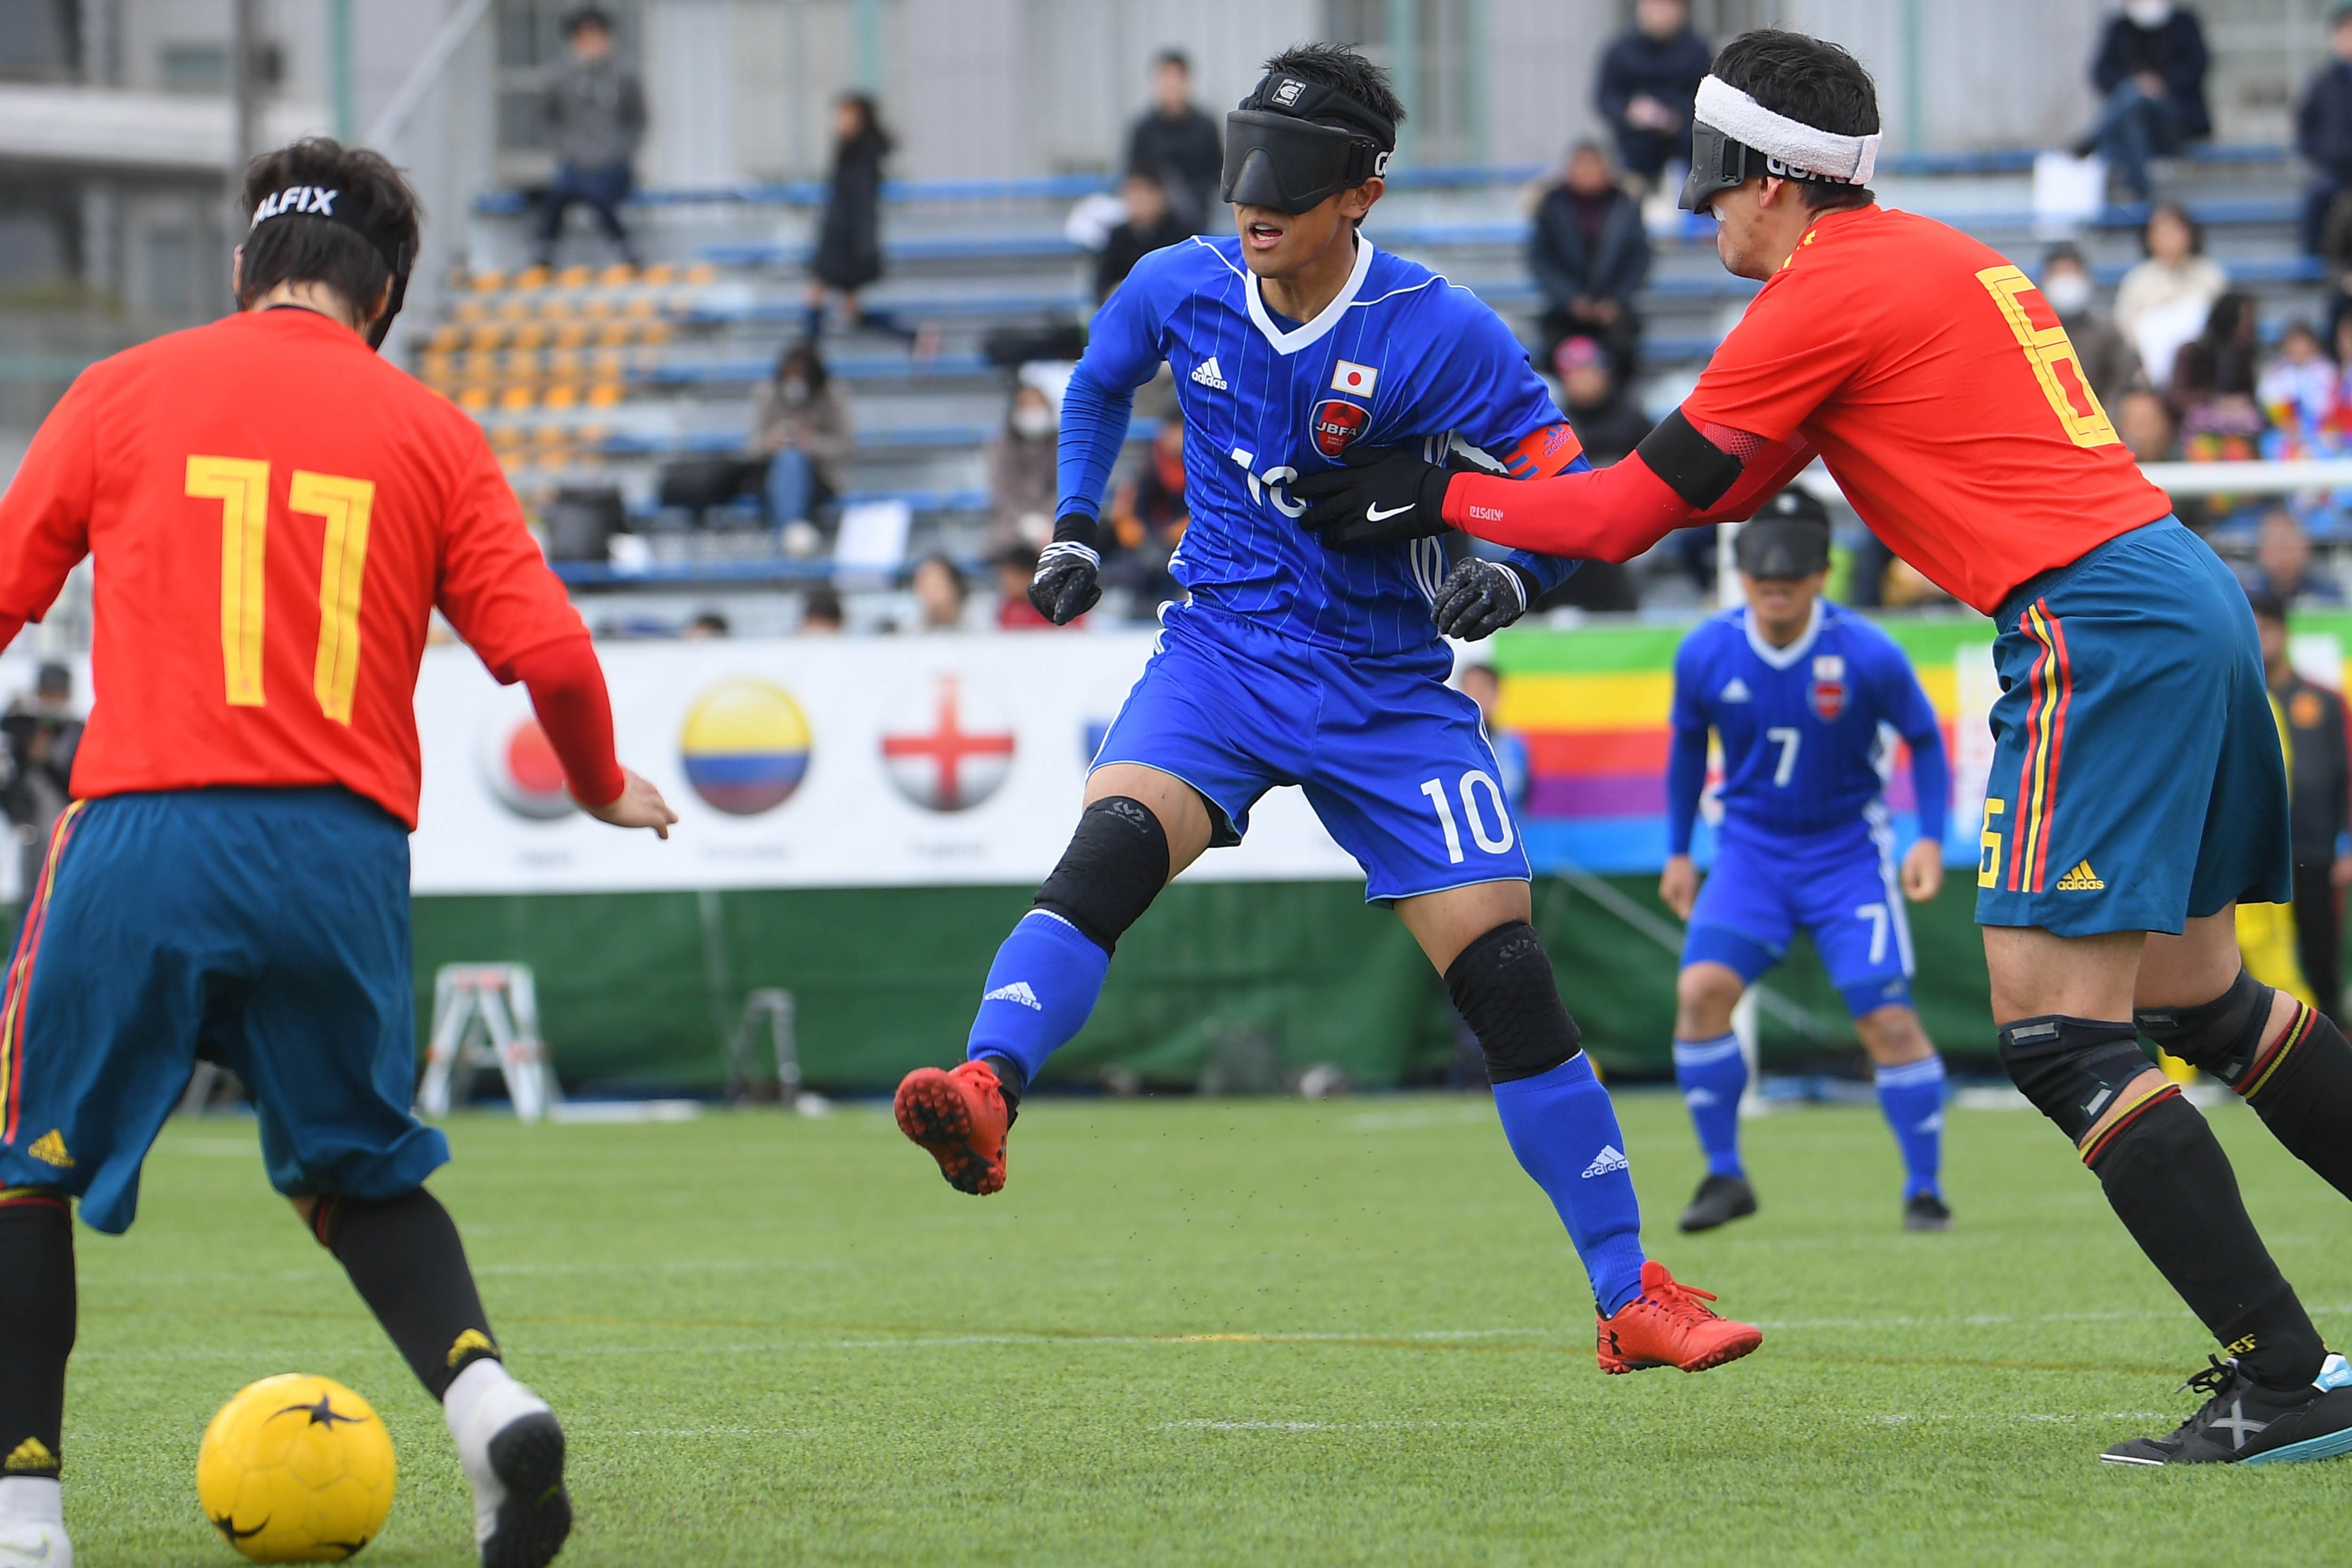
1680;204;2172;613
0;307;591;828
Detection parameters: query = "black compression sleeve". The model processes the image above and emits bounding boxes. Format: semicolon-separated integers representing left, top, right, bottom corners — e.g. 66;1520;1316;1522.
1633;410;1744;510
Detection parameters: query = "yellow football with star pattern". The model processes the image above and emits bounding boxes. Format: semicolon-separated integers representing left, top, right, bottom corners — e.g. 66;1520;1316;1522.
195;1374;397;1562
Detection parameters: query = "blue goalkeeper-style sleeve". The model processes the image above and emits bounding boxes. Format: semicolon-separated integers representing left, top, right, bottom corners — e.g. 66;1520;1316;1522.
1666;631;1711;857
1869;637;1951;845
1056;262;1166;521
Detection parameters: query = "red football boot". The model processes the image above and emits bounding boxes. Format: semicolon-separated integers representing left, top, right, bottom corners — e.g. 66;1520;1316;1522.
1594;1260;1764;1374
894;1059;1010;1195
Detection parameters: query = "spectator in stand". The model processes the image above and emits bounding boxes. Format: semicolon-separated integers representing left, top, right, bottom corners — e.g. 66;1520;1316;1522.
0;663;79;909
806;94;929;350
2117;387;2179;461
2114;201;2226;391
751;342;853;538
1096;168;1191;304
2080;2;2211;201
682;611;730;639
800;585;845;635
907;553;972;633
1542;338;1646;612
2249;585;2352;1021
2171;292;2267;467
2252;507;2346;605
2041;243;2144;413
1593;0;1712;192
2300;7;2352;256
1457;662;1527;808
990;382;1059;552
1104;420;1188;613
2260;321;2337;456
1528;142;1650;378
532;7;646;271
993;546;1072;629
1127;50;1224;234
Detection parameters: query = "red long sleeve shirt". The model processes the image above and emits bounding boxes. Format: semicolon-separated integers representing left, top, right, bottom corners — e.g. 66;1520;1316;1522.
1446;205;2173;614
0;306;624;826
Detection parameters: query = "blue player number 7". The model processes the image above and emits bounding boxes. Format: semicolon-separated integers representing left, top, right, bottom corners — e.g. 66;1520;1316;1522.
1766;727;1801;787
1421;772;1515;865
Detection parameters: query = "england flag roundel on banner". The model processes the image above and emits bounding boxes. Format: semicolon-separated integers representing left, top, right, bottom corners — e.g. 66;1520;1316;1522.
882;673;1017;811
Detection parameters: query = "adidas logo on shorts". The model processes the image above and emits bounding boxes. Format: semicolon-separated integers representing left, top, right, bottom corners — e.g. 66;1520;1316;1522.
2055;860;2106;891
983;980;1043;1011
25;1130;71;1168
1581;1144;1629;1179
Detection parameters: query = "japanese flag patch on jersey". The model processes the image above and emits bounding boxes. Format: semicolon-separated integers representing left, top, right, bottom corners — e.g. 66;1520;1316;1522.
1331;359;1378;398
1809;654;1847;722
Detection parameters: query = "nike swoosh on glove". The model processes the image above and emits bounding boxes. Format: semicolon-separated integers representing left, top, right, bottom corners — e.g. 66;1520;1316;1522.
1431;557;1534;640
1293;445;1455;548
1029;539;1102;624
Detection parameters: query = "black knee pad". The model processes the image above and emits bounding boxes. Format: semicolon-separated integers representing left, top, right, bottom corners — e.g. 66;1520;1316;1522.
1034;796;1169;955
2136;968;2273;1082
1995;1015;2154;1143
1446;921;1582;1083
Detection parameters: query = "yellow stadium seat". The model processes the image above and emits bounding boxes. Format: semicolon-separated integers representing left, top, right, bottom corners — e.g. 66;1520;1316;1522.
555;265;594;290
460;351;499;382
453;300;487;324
470;270;506;292
418;353;455;386
595;320;634;345
624;296;657;318
459;386;492;412
499;385;536;412
497;298;535;322
428;323;464;352
598;263;636;287
513;265;552;291
509;323;549;351
586;382;624;408
685;263;715;285
639;321;672;346
553;321;590;349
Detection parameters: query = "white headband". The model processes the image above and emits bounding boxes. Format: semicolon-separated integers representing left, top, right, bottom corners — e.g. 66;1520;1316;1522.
1693;76;1880;186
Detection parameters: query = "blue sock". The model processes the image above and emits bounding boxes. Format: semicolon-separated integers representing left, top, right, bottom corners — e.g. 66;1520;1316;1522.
1875;1053;1947;1201
964;910;1110;1087
1673;1032;1748;1179
1490;1054;1647;1315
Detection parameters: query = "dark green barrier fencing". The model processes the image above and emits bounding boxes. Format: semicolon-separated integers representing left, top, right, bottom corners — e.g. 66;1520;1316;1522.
411;873;1999;1093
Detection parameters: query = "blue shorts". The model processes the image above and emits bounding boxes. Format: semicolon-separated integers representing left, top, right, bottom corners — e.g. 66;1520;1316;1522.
1976;518;2291;938
1093;603;1530;902
0;788;445;1234
1683;825;1915;1019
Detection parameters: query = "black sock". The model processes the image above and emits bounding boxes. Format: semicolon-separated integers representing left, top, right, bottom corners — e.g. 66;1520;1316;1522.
2085;1089;2325;1389
2234;1001;2352;1202
313;1190;500;1401
0;1195;74;1480
980;1052;1026;1118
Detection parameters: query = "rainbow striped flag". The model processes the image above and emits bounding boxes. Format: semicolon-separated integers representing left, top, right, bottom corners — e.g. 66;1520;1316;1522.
1491;616;1997;876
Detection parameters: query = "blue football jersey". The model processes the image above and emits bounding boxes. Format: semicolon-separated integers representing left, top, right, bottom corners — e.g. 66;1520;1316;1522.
1668;600;1949;850
1058;235;1587;655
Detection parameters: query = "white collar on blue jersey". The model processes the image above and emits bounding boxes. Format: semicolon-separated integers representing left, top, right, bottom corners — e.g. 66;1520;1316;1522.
1742;596;1823;669
1246;237;1378;355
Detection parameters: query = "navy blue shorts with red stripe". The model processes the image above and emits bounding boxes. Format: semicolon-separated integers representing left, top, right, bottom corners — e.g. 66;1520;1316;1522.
0;787;445;1234
1975;517;2290;938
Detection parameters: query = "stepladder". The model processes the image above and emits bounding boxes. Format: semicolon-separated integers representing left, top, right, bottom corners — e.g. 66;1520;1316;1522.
418;963;560;1122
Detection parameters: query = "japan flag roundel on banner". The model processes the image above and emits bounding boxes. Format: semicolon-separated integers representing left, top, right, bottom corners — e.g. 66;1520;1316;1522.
1331;359;1377;398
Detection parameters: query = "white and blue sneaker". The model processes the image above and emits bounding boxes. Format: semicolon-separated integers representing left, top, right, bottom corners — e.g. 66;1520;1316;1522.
2102;1352;2352;1465
0;1475;68;1568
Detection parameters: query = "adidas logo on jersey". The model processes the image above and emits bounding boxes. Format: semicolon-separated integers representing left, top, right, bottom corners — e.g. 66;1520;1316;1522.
1719;677;1751;702
25;1130;70;1168
1581;1144;1629;1179
2055;860;2106;891
983;980;1044;1011
1190;356;1229;391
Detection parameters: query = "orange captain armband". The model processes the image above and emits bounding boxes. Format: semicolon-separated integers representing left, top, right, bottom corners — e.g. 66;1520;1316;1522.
1498;421;1586;481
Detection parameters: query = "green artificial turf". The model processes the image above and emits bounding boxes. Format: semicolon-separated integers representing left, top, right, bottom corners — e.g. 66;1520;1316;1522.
58;1090;2352;1566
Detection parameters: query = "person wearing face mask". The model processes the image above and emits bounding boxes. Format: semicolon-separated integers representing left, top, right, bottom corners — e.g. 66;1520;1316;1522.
751;342;854;533
989;382;1059;551
2040;244;2144;414
2079;2;2212;201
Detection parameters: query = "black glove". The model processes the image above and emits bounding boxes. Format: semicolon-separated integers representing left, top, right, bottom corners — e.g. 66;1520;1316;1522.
1293;444;1455;549
1028;512;1103;624
1431;558;1535;640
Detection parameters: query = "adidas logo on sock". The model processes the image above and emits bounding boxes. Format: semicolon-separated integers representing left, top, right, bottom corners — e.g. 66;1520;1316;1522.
982;980;1043;1011
1581;1145;1629;1179
2054;860;2105;891
3;1435;56;1473
1683;1088;1718;1107
1190;356;1229;391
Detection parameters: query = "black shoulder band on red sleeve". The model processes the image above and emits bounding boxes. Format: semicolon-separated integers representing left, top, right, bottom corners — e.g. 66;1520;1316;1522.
1635;409;1743;510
